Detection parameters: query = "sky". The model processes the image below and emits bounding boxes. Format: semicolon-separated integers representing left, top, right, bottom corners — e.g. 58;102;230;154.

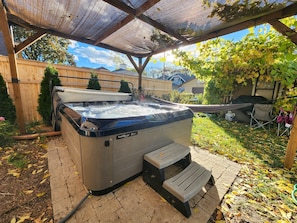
67;28;250;72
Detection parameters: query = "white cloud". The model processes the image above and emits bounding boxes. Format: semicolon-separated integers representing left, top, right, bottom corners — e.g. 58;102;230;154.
71;44;133;68
69;40;79;49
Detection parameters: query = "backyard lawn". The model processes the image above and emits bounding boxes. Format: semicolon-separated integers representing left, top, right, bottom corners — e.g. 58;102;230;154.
192;114;297;222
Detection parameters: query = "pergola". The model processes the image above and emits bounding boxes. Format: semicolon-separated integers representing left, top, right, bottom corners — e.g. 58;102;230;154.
0;0;297;168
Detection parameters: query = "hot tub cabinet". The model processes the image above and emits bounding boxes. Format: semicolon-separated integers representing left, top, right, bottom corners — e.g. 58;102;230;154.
52;87;194;194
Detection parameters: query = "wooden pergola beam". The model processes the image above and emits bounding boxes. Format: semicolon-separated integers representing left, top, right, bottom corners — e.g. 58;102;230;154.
14;31;46;54
0;2;26;134
269;19;297;44
103;0;188;42
127;54;151;92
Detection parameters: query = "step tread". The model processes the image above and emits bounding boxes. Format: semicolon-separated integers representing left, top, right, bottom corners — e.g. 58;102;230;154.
144;143;190;169
163;162;212;202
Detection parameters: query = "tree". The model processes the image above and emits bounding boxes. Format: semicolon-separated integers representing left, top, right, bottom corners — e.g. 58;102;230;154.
37;66;61;125
87;72;101;90
0;74;16;123
174;19;297;104
13;25;76;66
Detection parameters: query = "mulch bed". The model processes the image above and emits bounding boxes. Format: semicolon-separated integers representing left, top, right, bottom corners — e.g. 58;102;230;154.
0;137;54;223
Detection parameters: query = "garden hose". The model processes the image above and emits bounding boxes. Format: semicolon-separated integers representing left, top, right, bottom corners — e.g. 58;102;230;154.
292;184;297;204
59;190;92;223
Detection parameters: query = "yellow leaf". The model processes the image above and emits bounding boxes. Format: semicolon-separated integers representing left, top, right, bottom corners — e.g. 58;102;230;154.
37;192;46;197
279;204;292;212
2;155;10;160
278;208;289;220
43;173;50;179
248;199;257;204
40;178;47;184
27;164;33;169
37;169;43;174
16;213;31;223
32;170;37;175
10;217;16;223
23;190;33;195
192;207;199;214
232;191;239;195
8;169;20;177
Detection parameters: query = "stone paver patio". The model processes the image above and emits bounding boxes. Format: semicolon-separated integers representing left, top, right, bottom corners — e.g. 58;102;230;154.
47;137;241;223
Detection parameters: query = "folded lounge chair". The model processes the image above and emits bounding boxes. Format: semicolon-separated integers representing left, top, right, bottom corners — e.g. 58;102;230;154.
250;104;275;130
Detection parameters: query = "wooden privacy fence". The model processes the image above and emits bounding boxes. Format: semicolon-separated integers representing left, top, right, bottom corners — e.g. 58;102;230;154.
0;56;171;123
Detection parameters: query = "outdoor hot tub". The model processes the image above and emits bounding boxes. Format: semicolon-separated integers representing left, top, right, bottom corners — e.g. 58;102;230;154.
52;87;194;194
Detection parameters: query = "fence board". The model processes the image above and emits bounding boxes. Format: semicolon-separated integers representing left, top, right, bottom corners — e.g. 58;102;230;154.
0;56;171;123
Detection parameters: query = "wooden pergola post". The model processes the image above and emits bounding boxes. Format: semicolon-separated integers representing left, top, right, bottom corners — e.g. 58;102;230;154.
127;54;151;97
0;2;26;134
284;116;297;169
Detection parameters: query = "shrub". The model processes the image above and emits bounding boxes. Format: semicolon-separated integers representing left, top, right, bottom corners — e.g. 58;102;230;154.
37;66;61;125
0;121;16;147
161;91;203;104
87;72;101;90
0;74;16;123
118;80;131;93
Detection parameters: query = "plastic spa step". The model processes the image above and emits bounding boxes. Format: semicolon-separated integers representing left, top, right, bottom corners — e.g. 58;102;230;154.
162;161;212;202
143;142;190;169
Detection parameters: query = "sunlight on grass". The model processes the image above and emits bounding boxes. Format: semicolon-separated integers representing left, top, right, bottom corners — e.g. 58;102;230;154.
191;114;297;222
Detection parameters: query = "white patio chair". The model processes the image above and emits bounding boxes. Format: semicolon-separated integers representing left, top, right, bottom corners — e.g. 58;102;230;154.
250;104;275;130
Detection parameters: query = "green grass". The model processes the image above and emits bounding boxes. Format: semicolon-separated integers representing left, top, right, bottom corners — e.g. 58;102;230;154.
8;152;27;168
191;114;297;222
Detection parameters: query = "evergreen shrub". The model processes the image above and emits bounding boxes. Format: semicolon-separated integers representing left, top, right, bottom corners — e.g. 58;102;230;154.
87;72;101;90
118;80;131;93
0;74;16;123
0;120;16;147
37;66;61;125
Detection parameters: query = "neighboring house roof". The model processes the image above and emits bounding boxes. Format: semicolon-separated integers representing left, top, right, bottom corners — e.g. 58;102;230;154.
165;73;196;92
96;66;109;71
167;73;195;83
112;68;137;76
